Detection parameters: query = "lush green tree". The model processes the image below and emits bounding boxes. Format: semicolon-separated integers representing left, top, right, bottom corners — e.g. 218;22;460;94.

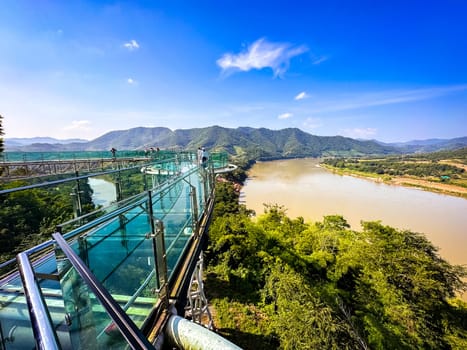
329;221;467;349
212;182;244;218
0;183;45;257
207;213;267;294
207;180;467;349
0;179;95;261
262;264;357;350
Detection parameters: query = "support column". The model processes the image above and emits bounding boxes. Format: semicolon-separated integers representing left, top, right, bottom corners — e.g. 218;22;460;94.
190;185;199;235
148;191;169;310
185;252;213;330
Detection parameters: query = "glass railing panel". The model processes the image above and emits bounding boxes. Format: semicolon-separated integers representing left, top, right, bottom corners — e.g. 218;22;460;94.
61;208;156;293
151;191;170;215
164;212;194;278
154;183;191;224
144;172;197;281
195;171;207;218
160;182;195;278
0;150;186;163
56;196;159;327
0;166;152;264
54;232;158;347
209;152;228;169
100;242;157;298
85;221;154;292
151;181;184;216
55;258;139;349
1;151;225;175
114;167;149;199
58;191;148;235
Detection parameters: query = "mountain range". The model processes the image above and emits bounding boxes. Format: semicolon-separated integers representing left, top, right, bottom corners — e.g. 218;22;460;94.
4;126;467;158
376;137;467;153
6;137;87;148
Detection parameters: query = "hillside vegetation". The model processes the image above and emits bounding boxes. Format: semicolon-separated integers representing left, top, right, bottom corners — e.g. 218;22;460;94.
206;177;467;349
8;126;396;158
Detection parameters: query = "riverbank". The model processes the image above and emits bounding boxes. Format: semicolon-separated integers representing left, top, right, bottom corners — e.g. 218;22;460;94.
208;173;467;347
242;158;467;301
321;164;467;199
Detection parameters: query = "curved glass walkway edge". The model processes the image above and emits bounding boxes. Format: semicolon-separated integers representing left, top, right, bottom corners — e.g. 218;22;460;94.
0;151;235;349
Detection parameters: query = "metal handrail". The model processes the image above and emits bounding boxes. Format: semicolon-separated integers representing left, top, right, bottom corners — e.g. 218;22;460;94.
61;194;148;238
16;252;61;350
0;165;199;274
61;171;190;242
0;193;148;274
52;232;155;350
0;157;177;195
56;193;145;231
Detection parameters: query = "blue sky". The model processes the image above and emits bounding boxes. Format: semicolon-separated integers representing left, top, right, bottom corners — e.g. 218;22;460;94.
1;0;466;142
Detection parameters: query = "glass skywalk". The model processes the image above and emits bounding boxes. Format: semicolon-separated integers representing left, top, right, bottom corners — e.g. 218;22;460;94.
0;151;229;349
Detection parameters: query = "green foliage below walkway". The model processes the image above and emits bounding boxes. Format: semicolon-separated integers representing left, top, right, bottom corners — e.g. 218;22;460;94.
0;179;95;262
206;181;467;349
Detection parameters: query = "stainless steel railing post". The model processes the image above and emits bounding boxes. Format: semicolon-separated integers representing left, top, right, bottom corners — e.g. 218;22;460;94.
16;252;61;350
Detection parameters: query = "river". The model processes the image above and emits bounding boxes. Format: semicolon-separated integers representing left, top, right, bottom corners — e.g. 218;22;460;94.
88;178;116;207
241;158;467;268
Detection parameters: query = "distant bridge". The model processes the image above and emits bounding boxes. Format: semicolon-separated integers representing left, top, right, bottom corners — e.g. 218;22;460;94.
0;151;241;349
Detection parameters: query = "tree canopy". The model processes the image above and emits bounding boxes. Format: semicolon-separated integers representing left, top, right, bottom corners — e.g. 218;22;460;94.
206;180;467;349
0;179;95;262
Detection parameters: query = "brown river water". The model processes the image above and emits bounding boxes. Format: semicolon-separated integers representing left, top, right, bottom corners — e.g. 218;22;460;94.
241;158;467;269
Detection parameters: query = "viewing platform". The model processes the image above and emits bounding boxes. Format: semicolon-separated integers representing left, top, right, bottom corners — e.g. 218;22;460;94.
0;151;240;349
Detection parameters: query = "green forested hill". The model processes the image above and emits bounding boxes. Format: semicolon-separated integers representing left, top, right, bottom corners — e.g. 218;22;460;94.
9;126;398;158
93;126;398;157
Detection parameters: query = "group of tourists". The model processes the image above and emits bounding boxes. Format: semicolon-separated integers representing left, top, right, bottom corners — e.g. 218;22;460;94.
197;147;209;167
109;146;209;166
144;147;160;157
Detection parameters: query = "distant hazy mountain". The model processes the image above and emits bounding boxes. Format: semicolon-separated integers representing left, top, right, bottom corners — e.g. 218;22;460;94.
376;136;467;153
6;137;87;149
5;126;398;158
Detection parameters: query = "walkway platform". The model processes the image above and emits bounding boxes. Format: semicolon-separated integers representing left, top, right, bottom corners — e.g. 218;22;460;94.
0;151;235;349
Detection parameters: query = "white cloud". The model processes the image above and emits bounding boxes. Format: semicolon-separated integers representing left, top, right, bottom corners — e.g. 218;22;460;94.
63;120;92;132
310;84;467;114
340;127;377;139
303;117;322;130
123;39;140;51
217;38;308;77
127;78;137;85
278;112;293;119
294;91;309;100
